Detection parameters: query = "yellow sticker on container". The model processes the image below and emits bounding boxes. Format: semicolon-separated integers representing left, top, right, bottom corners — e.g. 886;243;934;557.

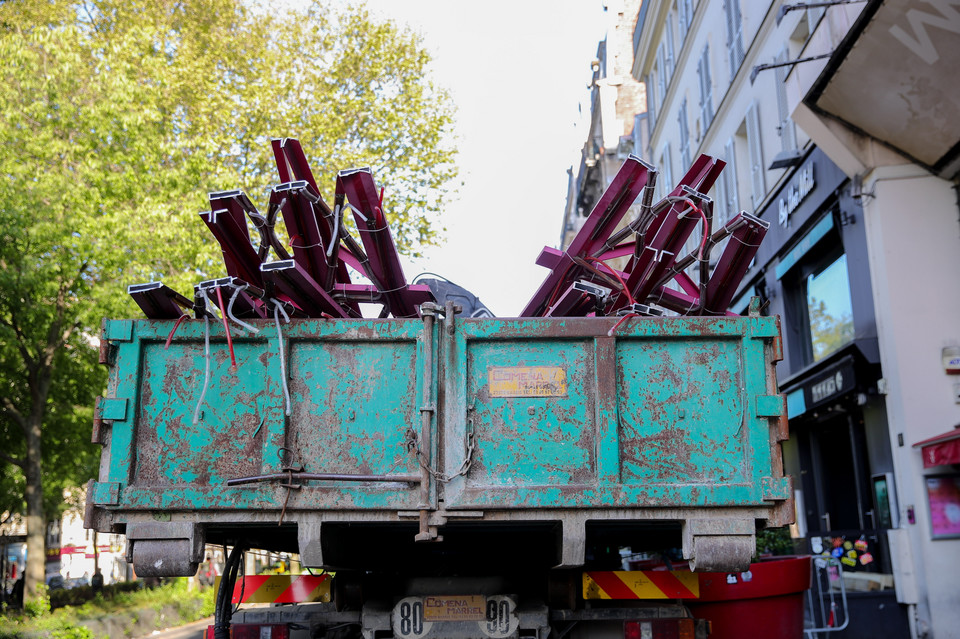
423;595;486;621
488;366;567;397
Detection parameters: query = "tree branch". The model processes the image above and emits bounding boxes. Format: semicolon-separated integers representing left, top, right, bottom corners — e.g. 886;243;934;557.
44;261;87;360
4;298;37;372
0;448;25;470
0;397;27;436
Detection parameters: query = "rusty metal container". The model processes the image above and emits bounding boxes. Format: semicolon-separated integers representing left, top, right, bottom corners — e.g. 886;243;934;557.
85;302;791;577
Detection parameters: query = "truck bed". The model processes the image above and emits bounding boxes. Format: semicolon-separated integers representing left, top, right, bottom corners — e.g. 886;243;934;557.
85;304;791;576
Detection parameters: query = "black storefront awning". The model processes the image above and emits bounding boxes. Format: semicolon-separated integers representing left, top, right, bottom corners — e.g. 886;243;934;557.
780;345;880;420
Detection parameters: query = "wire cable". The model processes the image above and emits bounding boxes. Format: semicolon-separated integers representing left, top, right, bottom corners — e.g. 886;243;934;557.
227;284;260;334
272;301;292;417
192;313;211;425
215;287;238;371
164;314;188;350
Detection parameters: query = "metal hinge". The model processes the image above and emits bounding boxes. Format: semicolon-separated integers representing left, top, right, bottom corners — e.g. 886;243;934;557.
92;397;128;444
762;476;792;501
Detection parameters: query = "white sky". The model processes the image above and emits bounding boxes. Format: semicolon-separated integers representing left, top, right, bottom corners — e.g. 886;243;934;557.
359;0;610;316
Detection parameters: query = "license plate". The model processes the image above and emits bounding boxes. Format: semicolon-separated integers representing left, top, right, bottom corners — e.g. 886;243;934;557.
392;595;519;639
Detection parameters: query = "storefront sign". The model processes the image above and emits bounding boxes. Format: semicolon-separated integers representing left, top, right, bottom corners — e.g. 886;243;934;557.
801;356;857;411
913;429;960;468
779;163;816;226
811;371;845;404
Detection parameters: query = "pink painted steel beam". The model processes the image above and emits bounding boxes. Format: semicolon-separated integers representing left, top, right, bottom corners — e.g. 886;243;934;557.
520;157;653;317
209;190;255;239
127;282;192;319
271;138;319;192
701;212;769;315
337;168;419;318
617;199;702;308
273;182;334;286
199;208;264;287
260;260;350;318
333;283;434;307
611;155;725;311
673;271;700;298
566;155;655;257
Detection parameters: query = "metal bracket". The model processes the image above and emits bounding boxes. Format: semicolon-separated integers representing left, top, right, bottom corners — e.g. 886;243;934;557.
750;52;834;84
756;394;785;418
91;481;121;506
762;476;793;501
92;397;128;444
682;519;755;572
127;522;205;577
776;0;867;26
101;319;133;342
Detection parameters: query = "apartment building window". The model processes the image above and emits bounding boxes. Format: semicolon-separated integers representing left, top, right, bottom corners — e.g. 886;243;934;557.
697;45;714;131
646;72;657;137
775;48;798;152
678;0;694;41
665;13;676;80
678;98;691;169
713;138;738;228
656;54;667;112
724;0;745;77
745;102;765;206
722;139;739;221
634;114;646;157
807;6;826;31
659;144;674;198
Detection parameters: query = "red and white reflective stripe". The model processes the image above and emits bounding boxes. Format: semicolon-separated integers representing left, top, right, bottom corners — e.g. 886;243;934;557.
583;571;699;599
212;574;331;604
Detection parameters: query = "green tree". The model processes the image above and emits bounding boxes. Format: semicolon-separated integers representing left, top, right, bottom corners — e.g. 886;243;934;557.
0;0;457;601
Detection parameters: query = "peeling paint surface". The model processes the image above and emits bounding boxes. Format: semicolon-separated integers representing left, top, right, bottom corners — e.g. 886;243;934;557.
466;339;596;487
287;341;419;477
93;315;785;526
136;342;269;485
616;339;742;485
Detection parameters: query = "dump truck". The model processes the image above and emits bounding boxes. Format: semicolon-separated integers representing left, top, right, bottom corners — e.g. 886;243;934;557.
84;141;795;638
85;298;793;638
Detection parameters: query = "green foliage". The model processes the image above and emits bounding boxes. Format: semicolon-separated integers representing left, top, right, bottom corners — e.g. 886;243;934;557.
51;626;95;639
0;0;457;593
49;580;142;610
199;586;216;617
756;527;795;557
23;584;50;618
1;578;214;637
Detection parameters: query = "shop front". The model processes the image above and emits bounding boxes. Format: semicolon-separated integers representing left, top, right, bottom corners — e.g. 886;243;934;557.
741;146;909;637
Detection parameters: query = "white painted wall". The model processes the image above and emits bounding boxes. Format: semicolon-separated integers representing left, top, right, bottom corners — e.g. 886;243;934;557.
861;166;960;639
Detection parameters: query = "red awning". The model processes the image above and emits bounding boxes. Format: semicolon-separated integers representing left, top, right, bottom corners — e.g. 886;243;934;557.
913;427;960;468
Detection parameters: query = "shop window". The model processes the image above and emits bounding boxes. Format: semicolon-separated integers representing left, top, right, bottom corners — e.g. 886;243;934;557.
806;252;854;361
778;213;854;368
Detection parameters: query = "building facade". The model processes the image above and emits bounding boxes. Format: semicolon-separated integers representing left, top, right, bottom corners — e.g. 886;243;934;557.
621;1;960;637
562;0;647;250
